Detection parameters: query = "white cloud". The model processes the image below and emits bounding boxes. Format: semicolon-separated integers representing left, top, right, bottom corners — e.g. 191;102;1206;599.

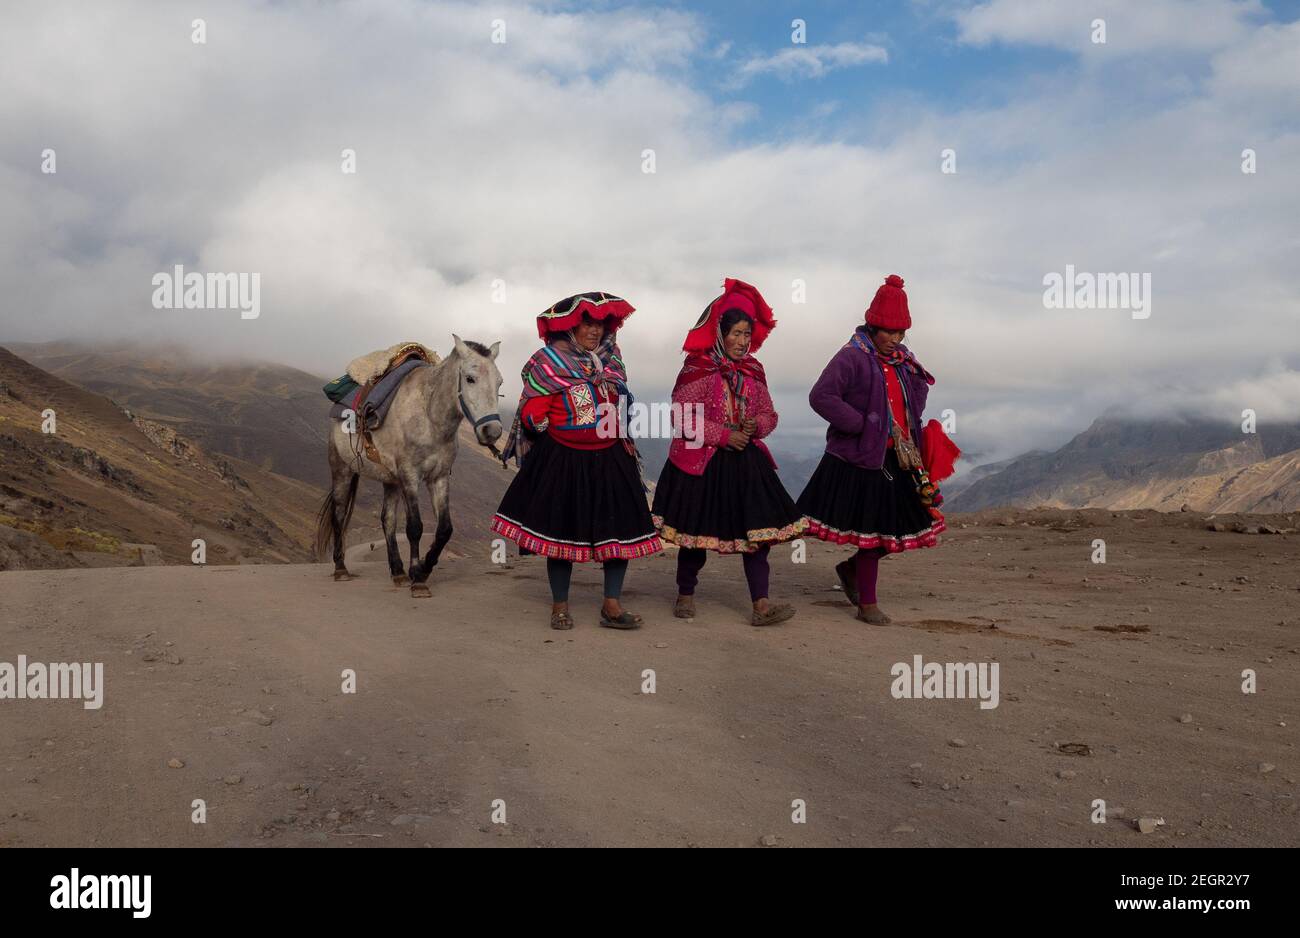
1208;19;1300;104
953;0;1265;53
1111;367;1300;424
730;41;888;86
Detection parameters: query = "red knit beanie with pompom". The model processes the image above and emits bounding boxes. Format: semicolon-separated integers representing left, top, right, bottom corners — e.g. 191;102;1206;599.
865;274;911;330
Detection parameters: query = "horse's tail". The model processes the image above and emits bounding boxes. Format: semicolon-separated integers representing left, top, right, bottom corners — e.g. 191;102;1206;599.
315;473;360;561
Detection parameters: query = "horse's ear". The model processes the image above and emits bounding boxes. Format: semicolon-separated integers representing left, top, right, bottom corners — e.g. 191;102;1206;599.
488;341;500;361
451;333;468;357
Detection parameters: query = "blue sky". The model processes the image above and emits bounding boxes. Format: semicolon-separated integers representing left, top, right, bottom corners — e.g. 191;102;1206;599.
696;1;1068;133
638;0;1300;142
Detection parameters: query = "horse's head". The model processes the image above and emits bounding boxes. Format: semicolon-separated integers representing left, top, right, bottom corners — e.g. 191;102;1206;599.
451;333;504;446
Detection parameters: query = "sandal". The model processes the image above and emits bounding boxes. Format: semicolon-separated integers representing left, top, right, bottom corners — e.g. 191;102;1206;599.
751;603;795;627
673;596;696;619
550;611;575;630
835;559;859;606
599;608;643;630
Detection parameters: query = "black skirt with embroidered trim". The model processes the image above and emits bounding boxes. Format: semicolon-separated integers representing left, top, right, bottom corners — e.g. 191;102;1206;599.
795;446;946;553
652;444;808;554
491;432;662;563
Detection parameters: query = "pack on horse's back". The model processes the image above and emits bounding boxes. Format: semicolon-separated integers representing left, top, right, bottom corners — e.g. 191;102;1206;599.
323;342;441;466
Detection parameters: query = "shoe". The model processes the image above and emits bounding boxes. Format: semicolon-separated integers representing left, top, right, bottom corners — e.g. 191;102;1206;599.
599;608;643;630
751;603;795;627
673;596;696;619
855;606;892;625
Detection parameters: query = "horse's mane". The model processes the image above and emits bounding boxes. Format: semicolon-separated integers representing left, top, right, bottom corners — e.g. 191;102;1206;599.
463;340;492;357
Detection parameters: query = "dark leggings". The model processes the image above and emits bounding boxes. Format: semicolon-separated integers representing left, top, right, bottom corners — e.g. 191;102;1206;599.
546;558;628;603
855;546;887;605
675;545;771;602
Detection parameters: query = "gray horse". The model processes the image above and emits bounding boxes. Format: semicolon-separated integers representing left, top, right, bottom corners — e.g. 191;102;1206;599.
315;335;504;597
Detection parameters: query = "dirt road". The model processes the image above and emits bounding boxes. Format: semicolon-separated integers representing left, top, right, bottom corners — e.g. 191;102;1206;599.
2;510;1296;847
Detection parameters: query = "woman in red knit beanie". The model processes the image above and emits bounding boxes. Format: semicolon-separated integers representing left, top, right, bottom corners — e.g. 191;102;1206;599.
796;275;953;624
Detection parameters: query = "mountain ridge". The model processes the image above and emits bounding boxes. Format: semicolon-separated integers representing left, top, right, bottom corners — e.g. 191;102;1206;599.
950;415;1300;513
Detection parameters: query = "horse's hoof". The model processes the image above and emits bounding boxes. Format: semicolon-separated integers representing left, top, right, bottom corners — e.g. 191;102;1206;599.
333;570;357;581
392;575;409;587
410;583;432;598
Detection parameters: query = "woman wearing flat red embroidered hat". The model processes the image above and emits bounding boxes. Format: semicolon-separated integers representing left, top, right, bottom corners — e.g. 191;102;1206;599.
797;275;958;625
493;292;662;631
652;279;807;627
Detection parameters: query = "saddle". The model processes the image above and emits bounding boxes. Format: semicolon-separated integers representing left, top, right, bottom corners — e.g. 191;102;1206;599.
326;342;441;465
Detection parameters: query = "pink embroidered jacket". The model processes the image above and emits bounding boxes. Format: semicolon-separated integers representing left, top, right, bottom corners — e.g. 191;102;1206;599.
667;369;779;476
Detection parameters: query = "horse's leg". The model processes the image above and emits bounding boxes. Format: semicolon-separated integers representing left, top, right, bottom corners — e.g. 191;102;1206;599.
419;474;453;574
382;482;406;586
402;478;432;598
330;471;360;581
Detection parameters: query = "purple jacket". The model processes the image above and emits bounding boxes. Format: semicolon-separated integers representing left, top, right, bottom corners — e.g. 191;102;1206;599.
808;326;935;470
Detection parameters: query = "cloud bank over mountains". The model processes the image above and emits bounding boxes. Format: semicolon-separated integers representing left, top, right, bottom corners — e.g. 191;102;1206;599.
1;0;1296;465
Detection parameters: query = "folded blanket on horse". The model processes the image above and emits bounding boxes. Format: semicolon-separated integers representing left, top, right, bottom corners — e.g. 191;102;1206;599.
347;341;439;386
328;358;428;430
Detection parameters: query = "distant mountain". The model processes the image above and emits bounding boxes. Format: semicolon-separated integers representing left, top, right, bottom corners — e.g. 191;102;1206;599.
948;416;1300;513
12;340;331;488
941;451;1046;499
0;346;322;569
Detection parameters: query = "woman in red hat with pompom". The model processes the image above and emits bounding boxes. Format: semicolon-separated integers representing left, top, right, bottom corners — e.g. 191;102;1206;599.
797;275;959;625
652;279;807;627
493;292;662;631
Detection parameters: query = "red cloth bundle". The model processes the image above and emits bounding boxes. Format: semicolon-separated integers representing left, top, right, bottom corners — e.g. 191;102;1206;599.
920;419;961;483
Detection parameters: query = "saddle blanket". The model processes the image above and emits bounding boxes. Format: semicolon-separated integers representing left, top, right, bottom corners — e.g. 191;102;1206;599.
327;358;428;430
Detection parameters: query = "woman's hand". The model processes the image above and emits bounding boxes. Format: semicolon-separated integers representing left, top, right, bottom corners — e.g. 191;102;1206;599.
740;416;757;436
727;429;751;450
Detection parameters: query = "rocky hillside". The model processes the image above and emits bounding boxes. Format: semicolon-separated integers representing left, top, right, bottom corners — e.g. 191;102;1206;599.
0;347;323;570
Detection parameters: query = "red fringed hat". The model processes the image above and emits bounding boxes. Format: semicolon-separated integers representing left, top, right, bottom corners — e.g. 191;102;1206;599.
865;274;911;330
682;278;776;353
535;292;636;339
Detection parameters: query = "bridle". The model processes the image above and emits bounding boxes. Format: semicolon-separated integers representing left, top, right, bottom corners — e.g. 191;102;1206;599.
457;370;504;459
458;380;499;431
